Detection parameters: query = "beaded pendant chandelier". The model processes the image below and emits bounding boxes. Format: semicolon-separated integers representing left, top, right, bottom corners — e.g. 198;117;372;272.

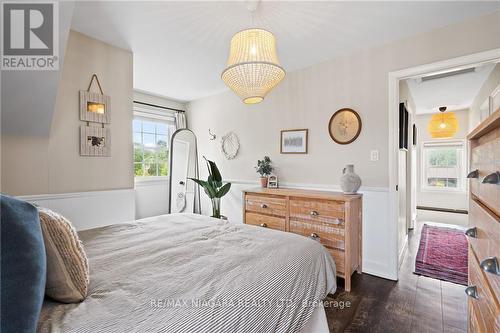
221;3;285;104
428;106;459;138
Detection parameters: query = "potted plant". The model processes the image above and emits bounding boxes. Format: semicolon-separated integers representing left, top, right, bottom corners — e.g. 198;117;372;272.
255;156;273;188
190;157;231;219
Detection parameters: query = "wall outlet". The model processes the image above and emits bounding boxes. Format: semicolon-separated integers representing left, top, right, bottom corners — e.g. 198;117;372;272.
370;150;379;161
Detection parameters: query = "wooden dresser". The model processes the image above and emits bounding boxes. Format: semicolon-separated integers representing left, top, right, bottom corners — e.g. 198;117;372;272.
243;188;362;292
466;109;500;333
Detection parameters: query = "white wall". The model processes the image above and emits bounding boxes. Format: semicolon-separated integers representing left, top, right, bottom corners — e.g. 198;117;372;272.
188;11;500;280
469;63;500;130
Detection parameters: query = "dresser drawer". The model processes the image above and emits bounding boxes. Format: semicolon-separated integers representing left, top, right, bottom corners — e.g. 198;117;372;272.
289;219;345;251
245;195;287;217
467;250;499;333
290;198;345;225
327;248;345;276
468;198;500;303
470;135;500;217
468;295;483;333
245;212;285;231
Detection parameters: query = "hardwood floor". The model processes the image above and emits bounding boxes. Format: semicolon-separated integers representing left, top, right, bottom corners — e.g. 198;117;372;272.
325;221;467;333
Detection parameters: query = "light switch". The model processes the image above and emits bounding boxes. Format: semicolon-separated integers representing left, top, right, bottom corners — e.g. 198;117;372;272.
370;150;379;161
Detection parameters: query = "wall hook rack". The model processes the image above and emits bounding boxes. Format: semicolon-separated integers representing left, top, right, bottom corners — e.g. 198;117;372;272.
209;129;216;140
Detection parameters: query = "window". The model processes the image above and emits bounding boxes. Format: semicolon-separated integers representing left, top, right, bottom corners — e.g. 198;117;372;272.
133;104;176;177
421;141;466;191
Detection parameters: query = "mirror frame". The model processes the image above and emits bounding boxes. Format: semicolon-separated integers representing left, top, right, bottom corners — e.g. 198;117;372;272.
168;128;201;214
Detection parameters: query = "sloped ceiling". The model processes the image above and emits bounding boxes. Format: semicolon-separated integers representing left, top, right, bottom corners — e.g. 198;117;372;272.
70;1;500;102
1;1;75;136
406;63;496;114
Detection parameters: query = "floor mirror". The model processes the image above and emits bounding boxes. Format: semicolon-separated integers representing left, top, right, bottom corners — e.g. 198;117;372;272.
168;129;201;214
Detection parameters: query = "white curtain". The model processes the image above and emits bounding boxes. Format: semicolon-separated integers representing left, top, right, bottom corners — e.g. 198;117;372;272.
175;112;187;129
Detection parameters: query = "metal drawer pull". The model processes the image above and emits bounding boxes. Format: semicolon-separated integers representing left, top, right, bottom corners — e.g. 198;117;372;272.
480;257;500;275
333;218;343;225
465;286;479;299
465;227;477;238
482;171;500;184
467;169;479;179
310;210;319;216
260;223;268;228
260;204;268;209
310;233;319;239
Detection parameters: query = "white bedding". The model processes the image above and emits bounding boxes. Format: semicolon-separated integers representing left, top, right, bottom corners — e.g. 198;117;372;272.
38;213;336;332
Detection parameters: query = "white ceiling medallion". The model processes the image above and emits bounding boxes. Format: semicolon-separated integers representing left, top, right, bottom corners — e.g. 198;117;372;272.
221;1;285;104
221;132;240;160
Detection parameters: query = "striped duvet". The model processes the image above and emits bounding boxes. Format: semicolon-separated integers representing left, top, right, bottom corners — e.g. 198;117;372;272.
38;213;336;332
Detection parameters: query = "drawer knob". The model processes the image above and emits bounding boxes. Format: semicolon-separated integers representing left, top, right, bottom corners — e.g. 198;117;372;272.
260;223;268;228
480;257;500;275
481;171;500;185
310;233;319;239
260;204;268;209
333;218;343;225
465;227;477;238
310;210;319;216
467;169;479;179
465;286;479;299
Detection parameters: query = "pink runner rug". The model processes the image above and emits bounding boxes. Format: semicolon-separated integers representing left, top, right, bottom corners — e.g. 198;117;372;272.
414;224;468;285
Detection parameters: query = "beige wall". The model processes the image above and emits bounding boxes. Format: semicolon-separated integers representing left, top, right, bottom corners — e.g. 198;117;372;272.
469;63;500;131
1;30;133;195
188;11;500;188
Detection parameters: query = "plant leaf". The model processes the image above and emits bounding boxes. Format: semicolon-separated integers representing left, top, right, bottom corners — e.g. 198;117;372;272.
189;178;216;198
206;159;222;182
216;182;231;198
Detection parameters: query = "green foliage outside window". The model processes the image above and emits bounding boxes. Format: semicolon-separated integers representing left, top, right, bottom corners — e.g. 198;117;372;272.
428;148;457;167
133;119;173;177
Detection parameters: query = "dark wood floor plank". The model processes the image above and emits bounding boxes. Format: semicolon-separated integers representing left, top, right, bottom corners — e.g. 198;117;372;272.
441;281;467;331
325;221;466;333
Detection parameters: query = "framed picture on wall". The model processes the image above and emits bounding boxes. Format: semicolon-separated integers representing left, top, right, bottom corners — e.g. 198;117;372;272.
80;125;111;156
280;129;308;154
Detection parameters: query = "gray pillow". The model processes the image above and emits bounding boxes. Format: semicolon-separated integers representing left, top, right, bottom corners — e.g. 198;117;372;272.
39;207;89;303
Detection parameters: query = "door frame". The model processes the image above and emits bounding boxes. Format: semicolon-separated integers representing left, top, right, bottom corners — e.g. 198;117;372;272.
387;48;500;279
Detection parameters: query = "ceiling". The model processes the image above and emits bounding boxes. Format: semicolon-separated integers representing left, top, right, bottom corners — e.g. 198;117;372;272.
71;1;500;102
406;63;496;114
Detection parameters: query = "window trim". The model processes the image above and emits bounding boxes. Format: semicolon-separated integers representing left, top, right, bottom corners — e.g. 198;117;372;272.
420;139;467;193
133;103;176;180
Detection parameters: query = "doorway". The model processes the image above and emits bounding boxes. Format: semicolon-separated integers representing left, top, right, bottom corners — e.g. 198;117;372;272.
387;48;500;280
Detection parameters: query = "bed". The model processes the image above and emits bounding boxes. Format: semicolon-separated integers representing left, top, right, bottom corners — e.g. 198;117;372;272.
38;213;336;332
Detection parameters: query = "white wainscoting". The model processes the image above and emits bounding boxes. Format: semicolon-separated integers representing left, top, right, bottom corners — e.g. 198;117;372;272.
199;180;396;280
135;177;170;219
19;189;135;231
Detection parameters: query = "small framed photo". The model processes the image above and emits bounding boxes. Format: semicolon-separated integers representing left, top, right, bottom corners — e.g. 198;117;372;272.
267;175;279;188
80;126;111;156
280;129;308;154
79;90;111;123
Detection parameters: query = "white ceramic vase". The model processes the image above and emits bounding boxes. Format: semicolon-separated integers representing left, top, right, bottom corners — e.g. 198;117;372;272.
340;164;361;194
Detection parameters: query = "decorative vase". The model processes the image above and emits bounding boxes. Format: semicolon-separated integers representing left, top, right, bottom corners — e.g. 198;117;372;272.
260;177;268;188
211;197;221;218
340;164;361;194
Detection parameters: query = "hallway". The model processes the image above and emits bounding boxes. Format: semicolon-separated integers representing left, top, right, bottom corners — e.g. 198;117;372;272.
326;220;467;332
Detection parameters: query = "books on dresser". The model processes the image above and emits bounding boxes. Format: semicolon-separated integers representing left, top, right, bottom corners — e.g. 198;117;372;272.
242;188;362;292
